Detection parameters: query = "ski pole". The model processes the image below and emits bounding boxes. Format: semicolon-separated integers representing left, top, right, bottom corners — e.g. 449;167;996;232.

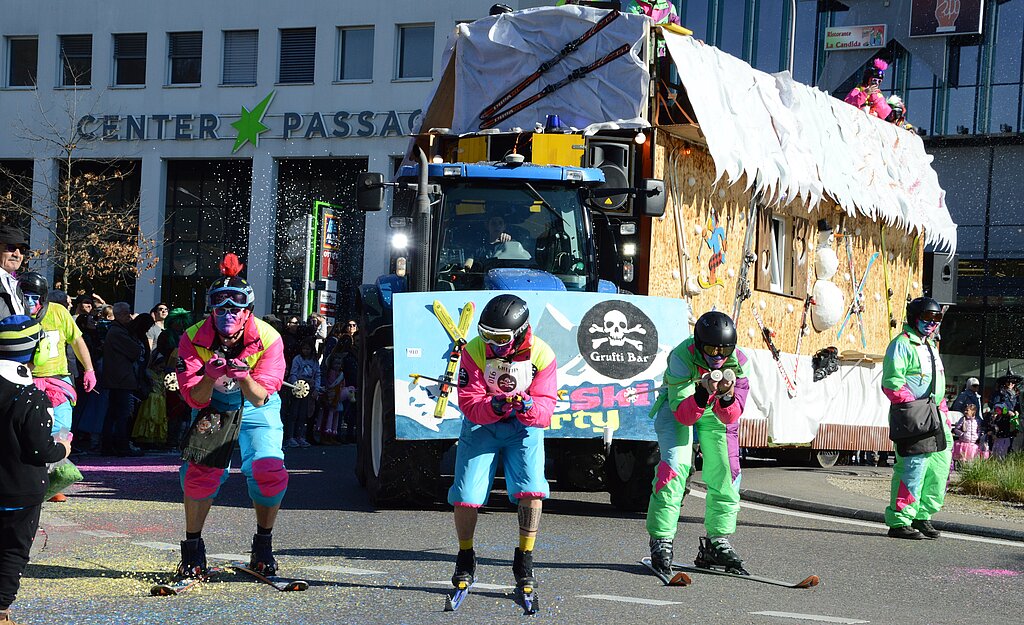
164;371;310;398
409;374;568;400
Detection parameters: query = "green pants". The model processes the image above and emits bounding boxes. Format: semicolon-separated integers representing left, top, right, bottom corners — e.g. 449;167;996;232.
885;425;953;528
646;403;741;539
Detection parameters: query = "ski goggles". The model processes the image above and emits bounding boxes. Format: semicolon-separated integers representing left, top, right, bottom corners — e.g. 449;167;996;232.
212;305;246;317
919;311;943;323
478;325;515;346
700;344;735;358
208;287;253;309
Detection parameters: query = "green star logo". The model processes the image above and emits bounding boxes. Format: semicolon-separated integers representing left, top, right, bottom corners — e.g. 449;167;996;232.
231;91;275;153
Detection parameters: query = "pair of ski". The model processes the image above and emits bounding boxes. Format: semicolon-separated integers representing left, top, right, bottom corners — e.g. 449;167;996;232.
478;10;629;130
445;582;538;615
640;558;819;589
150;563;308;596
836;224;880;348
431;300;476;419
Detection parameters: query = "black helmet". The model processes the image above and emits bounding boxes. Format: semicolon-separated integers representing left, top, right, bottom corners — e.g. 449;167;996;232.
478;294;529;346
906;297;942;326
17;271;48;298
694;311;737;358
489;3;513;16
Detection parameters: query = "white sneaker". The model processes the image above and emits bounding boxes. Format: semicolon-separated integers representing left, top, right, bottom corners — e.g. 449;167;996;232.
284;438;299;448
297;438;311;448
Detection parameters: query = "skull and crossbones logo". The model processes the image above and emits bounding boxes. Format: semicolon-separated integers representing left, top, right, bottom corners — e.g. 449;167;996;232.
589;309;647;350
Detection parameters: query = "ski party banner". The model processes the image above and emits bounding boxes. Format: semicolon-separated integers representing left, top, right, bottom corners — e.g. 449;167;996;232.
392;291;690;441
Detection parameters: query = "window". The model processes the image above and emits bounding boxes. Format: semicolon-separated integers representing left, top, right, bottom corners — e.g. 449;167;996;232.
755;208;809;298
223;30;258;85
396;24;433;79
113;33;147;86
168;31;202;84
338;27;373;81
59;35;92;86
279;28;315;84
7;37;38;87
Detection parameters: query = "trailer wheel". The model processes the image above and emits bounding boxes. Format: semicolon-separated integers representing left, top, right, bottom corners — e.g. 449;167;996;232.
363;350;442;508
605;441;659;512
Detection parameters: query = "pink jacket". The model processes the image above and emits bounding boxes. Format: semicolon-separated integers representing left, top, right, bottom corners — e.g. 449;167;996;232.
844;88;893;120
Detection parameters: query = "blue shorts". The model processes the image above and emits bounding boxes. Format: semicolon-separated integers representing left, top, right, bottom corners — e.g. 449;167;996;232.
448;418;549;507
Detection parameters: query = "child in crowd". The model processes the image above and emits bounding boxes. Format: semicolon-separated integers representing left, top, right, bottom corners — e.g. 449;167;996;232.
951;403;984;465
317;356;352;445
284;340;320;448
0;315;73;624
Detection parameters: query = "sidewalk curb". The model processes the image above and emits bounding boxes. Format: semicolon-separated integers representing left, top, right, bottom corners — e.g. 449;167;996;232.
738;488;1024;543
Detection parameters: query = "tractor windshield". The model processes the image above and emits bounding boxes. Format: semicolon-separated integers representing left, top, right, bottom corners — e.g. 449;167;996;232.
435;182;591;291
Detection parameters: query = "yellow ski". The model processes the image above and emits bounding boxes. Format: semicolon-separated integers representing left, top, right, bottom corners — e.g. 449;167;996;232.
431;300;475;418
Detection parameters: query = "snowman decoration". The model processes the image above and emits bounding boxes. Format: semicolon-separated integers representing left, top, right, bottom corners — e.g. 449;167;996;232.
810;220;845;331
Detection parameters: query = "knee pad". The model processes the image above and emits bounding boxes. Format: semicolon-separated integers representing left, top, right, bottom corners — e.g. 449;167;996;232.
248;457;289;507
180;463;228;501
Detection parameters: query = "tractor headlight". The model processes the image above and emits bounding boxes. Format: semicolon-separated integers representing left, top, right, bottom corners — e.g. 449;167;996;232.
392;233;409;250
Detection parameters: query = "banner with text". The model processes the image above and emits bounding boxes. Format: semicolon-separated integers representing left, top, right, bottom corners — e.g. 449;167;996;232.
824;24;887;51
392;291;690;441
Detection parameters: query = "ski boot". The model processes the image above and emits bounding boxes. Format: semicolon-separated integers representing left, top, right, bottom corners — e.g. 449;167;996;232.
513;548;539;615
249;533;278;577
175;537;209;579
648;537;674;576
694;536;748;575
451;548;476;589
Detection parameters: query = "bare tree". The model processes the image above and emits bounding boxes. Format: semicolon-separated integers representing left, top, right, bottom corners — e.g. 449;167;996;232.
0;67;158;295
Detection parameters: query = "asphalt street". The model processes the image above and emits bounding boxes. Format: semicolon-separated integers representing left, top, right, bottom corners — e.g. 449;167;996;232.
20;446;1024;625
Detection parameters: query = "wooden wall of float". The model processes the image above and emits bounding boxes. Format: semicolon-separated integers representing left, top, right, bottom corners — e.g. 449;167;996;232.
645;132;924;358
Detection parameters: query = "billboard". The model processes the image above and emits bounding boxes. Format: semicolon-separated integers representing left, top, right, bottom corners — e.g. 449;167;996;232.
910;0;984;37
824;25;887;51
391;290;691;441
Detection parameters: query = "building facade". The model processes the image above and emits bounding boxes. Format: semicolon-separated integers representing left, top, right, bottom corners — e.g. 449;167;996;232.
0;0;546;322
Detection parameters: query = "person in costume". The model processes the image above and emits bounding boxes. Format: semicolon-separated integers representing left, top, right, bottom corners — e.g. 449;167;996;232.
882;297;952;540
990;368;1021;455
646;311;750;576
448;294;557;593
885;94;914;131
844;58;892;119
173;254;288;579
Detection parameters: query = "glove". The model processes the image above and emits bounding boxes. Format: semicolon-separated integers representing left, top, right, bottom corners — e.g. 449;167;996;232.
490;395;513;417
82;369;97;393
716;370;736;402
510;394;534;414
225;358;250;380
204;357;228;379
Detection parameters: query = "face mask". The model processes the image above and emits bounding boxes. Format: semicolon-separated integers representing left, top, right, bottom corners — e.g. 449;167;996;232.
703;353;727;370
490;342;515;358
916;319;939;337
25;294;42;316
213;308;249;335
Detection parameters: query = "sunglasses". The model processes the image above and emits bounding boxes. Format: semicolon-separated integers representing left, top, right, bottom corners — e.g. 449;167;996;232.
212;306;246;317
347;322;357;327
919;311;943;323
3;243;29;254
478;326;514;346
701;344;735;358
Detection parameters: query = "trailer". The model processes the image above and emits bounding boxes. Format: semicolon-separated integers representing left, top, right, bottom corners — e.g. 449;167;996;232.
352;5;957;509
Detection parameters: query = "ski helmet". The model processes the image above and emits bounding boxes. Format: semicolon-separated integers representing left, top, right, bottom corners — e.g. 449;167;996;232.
906;297;942;326
477;294;529;347
207;253;255;310
17;271;49;317
693;311;737;358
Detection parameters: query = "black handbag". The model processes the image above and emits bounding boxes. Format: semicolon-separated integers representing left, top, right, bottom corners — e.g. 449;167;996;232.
888;342;947;456
180;405;243;469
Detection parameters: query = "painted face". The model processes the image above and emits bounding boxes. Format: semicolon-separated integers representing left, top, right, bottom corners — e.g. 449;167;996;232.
24;293;42;316
213;307;250;335
703;353;727;370
489;342;515;358
916;319;939;337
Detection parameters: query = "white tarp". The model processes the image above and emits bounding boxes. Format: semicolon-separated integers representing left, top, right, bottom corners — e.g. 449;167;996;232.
743;350;888;444
430;5;649;135
663;33;957;253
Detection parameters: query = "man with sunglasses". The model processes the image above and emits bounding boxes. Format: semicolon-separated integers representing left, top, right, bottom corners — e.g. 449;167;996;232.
882;297;953;540
448;294;557;596
173;254;288;579
0;226;30;320
647;310;751;576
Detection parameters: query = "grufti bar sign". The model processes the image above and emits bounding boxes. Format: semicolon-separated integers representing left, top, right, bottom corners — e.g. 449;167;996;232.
76;90;421;152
